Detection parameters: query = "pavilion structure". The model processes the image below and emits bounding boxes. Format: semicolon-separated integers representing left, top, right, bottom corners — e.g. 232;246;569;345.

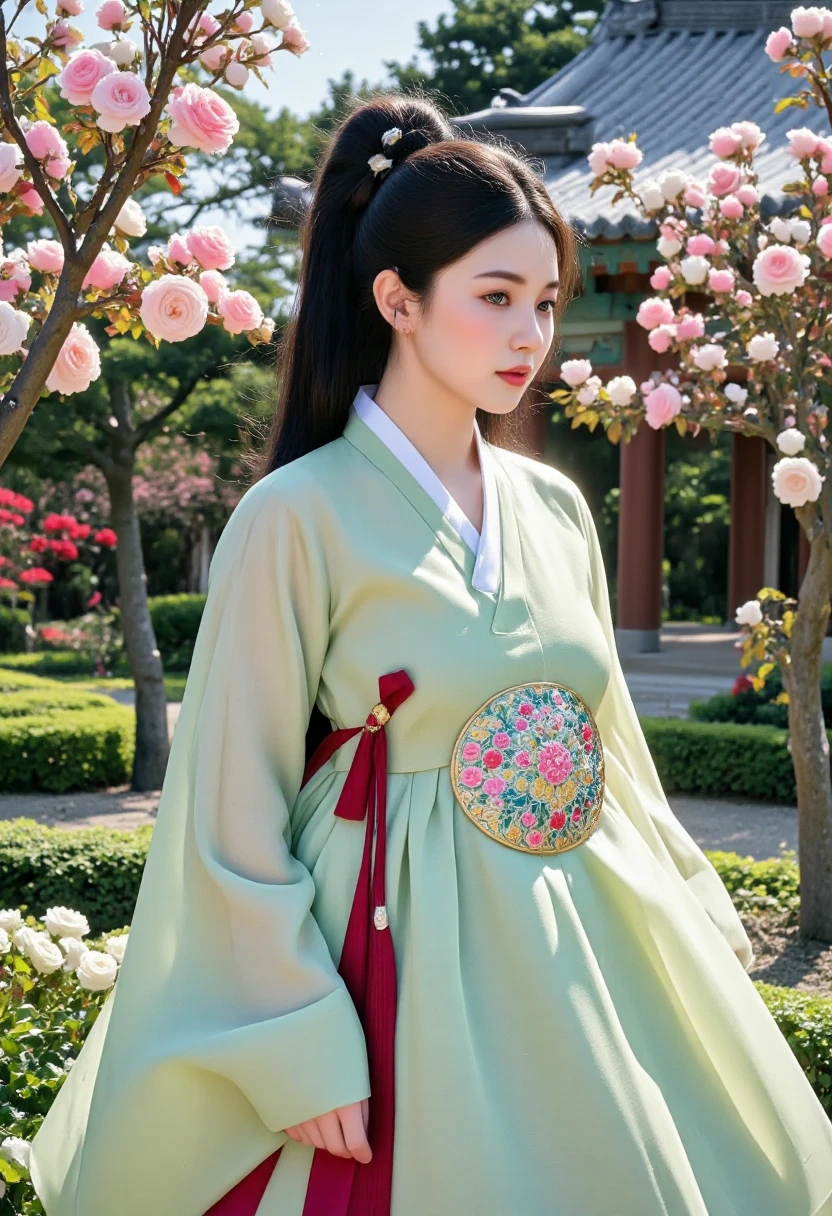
452;0;807;652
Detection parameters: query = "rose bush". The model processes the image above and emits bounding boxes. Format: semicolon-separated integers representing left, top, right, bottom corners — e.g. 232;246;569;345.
0;0;309;465
552;4;832;942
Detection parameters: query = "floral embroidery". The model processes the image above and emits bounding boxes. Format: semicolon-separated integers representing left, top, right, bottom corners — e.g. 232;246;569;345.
450;682;605;854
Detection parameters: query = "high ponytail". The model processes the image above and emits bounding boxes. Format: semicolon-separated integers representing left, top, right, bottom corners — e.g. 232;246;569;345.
257;91;579;479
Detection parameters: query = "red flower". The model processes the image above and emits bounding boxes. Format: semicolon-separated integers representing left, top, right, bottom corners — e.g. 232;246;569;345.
0;577;18;589
549;810;566;830
43;512;78;533
0;488;34;512
47;538;79;560
19;567;54;585
71;522;91;540
29;535;49;553
88;590;102;607
94;527;117;548
40;625;68;642
482;748;504;769
0;508;25;526
731;675;754;696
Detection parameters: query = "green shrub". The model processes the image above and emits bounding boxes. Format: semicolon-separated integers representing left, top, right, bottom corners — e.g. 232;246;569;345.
0;821;151;935
706;849;800;917
0;606;28;654
642;716;805;803
690;662;832;729
755;983;832;1117
0;650;126;678
0;677;134;793
146;593;205;669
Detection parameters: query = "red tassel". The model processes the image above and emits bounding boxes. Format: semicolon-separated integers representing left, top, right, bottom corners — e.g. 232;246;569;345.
205;671;414;1216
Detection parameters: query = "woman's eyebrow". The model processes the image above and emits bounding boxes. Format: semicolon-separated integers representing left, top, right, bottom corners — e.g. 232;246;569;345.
473;270;559;289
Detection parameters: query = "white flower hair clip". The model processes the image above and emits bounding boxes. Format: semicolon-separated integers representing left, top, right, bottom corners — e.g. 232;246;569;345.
368;127;403;176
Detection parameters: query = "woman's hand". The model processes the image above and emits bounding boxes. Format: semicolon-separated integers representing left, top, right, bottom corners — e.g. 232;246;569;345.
284;1098;372;1162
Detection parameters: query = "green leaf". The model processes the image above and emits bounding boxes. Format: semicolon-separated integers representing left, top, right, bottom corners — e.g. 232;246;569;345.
774;94;809;113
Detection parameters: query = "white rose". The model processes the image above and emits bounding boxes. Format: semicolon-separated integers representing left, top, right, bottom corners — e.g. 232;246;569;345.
772;455;824;506
789;217;812;245
260;0;296;29
657;234;683;259
0;143;24;193
768;216;793;243
679;254;710;285
23;931;64;975
691;343;727;371
107;38;137;64
0;928;10;954
605;375;637;406
59;936;89;971
560;358;593;387
0;301;31;356
0;1136;31;1170
776;427;808;455
735;599;763;627
114;197;146;238
105;933;129;963
12;925;33;952
577;375;601;405
224;60;249;88
587;141;611;176
76;949;119;992
639;180;665;211
747;332;779;361
0;909;23;933
724;383;748;405
44;905;90;939
659;169;688;201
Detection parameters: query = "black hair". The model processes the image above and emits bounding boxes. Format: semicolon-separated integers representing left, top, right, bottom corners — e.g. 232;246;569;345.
258;90;579;479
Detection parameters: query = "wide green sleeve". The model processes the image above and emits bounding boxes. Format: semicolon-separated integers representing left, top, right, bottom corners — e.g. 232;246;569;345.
572;485;755;972
30;475;370;1216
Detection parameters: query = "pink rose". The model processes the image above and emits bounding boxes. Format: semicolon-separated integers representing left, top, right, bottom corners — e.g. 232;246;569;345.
650;265;671;290
817;224;832;257
709;127;742;158
234;10;255;32
45;156;71;180
217;289;264;335
198;269;227;303
139;275;209;341
719;195;743;220
186;225;235;270
765;27;793;60
707;163;741;196
53;19;83;48
708;268;735;293
731;122;764;151
648;324;676;354
91;70;151;133
462;741;480;761
606;138;643;170
792;6;826;37
752;243;810;295
57;0;83;13
27;239;65;274
45;322;101;395
483;777;506;796
683;182;707;209
515;751;530;768
96;0;127;29
686;233;716;256
644;383;682;430
57;47;115;105
675;312;706;341
787;127;820;158
82;248;130;290
736;184;759;206
492;731;511;748
166;83;240;154
199;45;230;71
520;811;536;827
636;296;675;331
280;22;310;55
460;767;482;788
526;830;544;848
813;176;830;195
166;233;193;265
587;142;611;176
736;289;753;306
18;186;44;215
25;121;68;162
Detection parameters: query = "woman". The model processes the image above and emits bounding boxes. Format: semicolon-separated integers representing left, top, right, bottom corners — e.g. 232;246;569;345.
31;93;832;1216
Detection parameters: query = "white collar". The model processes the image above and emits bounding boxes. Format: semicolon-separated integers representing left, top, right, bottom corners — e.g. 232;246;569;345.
351;383;501;596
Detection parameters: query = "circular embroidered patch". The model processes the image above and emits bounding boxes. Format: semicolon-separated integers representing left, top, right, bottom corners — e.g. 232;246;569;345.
450;681;605;855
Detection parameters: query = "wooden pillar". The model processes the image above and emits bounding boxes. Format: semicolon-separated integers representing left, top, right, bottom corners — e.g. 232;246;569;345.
728;434;767;621
616;321;666;654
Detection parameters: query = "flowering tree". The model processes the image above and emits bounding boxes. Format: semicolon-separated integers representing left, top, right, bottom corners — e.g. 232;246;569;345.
0;0;308;788
0;0;308;468
553;4;832;943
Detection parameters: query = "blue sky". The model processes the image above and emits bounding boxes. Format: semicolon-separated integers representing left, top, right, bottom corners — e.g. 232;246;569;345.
16;1;454;249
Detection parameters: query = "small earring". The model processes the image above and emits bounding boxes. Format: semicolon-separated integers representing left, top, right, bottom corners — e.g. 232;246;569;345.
393;306;398;334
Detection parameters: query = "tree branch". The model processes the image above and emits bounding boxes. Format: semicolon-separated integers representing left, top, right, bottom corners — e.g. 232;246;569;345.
134;375;202;446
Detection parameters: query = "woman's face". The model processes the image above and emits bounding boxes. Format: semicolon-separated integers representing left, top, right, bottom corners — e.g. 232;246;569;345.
410;216;561;416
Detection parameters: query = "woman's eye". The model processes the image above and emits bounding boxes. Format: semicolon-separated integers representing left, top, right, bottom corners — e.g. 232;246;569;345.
483;292;557;313
483;291;508;305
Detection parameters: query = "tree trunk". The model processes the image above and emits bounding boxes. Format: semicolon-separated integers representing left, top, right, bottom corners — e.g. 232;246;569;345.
782;526;832;942
104;448;169;792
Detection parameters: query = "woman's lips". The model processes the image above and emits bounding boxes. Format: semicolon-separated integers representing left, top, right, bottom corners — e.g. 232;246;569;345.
496;369;530;386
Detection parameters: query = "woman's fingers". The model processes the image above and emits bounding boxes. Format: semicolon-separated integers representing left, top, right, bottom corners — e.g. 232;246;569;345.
361;1097;369;1133
304;1119;327;1151
315;1109;352;1158
337;1101;373;1164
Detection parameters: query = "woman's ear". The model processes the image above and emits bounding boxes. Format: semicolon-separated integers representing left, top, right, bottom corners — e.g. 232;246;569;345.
372;268;413;333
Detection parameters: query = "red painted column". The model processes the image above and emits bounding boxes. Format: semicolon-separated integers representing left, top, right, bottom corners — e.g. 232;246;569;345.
616;322;666;654
728;433;768;620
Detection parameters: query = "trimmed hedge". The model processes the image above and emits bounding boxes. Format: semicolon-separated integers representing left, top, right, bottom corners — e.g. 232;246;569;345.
0;668;134;793
115;593;204;670
0;649;127;677
0;604;28;652
691;662;832;730
642;716;806;803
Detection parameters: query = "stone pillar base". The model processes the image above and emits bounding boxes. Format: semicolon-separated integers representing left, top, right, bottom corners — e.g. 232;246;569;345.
615;627;661;656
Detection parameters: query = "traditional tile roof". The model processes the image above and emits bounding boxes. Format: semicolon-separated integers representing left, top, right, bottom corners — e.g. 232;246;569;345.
456;0;814;240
